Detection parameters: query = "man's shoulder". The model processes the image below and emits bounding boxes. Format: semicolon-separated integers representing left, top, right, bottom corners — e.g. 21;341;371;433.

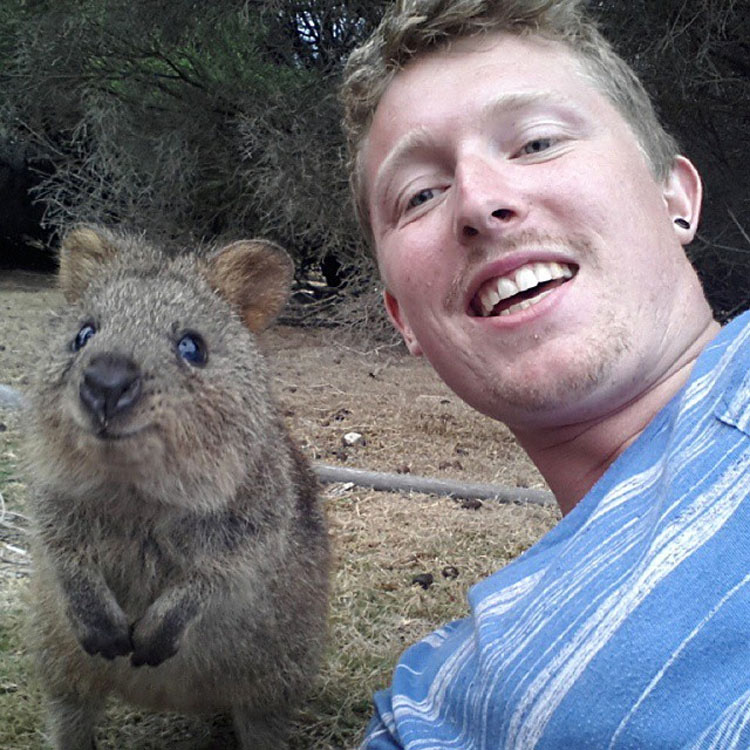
704;309;750;366
707;310;750;436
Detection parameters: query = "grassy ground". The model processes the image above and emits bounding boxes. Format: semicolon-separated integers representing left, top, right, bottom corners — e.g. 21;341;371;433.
0;272;559;748
0;431;556;749
1;414;39;749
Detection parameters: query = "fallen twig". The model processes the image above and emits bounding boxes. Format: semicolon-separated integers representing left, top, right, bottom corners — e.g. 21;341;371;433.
314;464;555;506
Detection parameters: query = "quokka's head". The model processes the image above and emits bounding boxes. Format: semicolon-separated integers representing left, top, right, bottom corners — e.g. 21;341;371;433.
28;225;295;509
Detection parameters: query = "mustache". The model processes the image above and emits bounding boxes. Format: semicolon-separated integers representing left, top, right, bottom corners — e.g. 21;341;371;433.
446;230;595;307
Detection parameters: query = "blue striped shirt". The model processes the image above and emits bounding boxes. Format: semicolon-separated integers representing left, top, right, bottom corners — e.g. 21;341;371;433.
363;311;750;750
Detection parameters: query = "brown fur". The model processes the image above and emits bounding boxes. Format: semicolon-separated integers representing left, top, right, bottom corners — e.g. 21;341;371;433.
24;226;330;749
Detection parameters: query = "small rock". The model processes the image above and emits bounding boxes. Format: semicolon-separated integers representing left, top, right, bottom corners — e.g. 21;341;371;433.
395;464;411;474
342;431;365;447
0;385;26;409
411;573;434;590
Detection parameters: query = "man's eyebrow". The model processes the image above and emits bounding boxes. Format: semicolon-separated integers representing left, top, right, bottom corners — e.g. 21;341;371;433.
371;126;437;207
481;90;581;120
371;90;583;205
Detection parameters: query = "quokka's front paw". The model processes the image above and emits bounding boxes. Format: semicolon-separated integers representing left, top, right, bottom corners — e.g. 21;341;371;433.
78;613;133;660
129;607;186;668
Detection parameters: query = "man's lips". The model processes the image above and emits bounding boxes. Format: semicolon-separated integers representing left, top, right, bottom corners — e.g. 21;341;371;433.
470;260;577;317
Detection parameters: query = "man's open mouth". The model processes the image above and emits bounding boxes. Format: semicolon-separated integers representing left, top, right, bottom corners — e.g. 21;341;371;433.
471;261;577;317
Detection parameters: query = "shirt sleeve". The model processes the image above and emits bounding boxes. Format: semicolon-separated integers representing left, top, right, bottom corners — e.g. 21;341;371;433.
359;687;403;750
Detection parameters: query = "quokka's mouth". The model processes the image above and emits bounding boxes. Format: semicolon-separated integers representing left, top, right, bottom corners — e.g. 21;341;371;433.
89;422;152;442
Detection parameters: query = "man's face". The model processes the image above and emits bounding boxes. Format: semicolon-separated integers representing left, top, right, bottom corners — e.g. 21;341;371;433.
362;33;708;429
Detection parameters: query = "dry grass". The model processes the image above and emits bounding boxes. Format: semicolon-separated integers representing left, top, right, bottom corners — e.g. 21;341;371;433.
0;271;559;749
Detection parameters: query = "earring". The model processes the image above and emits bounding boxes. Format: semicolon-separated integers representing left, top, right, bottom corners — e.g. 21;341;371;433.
674;218;690;229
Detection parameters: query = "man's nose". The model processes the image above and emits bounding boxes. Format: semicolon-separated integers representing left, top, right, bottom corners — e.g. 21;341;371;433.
452;156;526;243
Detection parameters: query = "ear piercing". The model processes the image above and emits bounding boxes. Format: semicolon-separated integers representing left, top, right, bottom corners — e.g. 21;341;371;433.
674;218;690;229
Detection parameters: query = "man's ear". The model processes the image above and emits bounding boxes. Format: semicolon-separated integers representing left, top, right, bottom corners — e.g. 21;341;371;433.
383;289;423;356
663;156;702;244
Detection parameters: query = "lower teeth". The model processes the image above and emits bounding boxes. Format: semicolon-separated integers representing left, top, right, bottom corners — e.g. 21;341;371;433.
497;288;553;317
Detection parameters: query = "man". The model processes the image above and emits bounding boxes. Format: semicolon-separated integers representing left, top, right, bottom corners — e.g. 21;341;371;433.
341;1;750;748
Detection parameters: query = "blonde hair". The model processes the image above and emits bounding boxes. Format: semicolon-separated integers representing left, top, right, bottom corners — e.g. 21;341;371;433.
341;0;679;245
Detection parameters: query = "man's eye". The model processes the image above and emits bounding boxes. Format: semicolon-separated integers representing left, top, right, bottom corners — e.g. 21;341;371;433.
407;187;441;210
521;138;554;155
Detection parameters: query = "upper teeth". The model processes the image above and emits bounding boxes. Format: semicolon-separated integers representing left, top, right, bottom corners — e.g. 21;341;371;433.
478;261;573;317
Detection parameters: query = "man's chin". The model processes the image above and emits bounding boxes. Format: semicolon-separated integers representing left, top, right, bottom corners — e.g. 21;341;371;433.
442;344;625;428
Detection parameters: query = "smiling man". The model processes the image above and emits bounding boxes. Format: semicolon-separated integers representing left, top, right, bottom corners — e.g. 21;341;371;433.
341;1;750;748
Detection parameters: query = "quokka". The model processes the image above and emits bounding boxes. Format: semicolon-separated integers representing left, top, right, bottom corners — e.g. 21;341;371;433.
24;226;330;749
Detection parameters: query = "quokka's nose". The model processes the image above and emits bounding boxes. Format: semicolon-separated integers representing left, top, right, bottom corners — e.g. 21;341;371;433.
79;353;142;424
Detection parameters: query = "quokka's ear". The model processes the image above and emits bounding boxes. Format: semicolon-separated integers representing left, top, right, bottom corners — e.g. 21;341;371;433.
206;239;295;332
58;225;120;303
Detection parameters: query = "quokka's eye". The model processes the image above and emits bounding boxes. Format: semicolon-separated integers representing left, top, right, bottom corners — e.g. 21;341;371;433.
72;323;97;352
177;332;208;367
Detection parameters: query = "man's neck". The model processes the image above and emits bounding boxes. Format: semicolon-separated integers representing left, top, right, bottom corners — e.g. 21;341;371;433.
511;319;722;516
